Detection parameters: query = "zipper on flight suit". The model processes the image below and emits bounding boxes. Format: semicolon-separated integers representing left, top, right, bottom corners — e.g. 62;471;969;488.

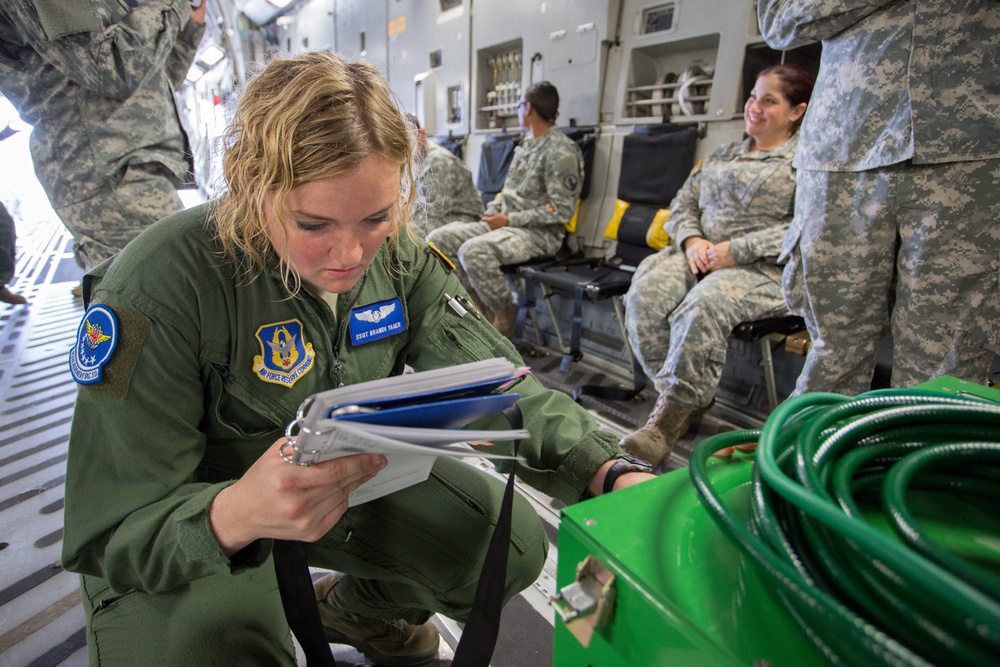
211;362;234;383
444;330;462;349
330;274;367;387
209;363;275;438
96;589;141;611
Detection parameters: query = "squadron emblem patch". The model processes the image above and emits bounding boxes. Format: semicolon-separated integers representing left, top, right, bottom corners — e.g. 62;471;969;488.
349;297;406;346
252;319;316;387
69;304;119;385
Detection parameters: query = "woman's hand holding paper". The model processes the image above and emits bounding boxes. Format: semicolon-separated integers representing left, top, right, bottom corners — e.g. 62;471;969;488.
209;438;387;556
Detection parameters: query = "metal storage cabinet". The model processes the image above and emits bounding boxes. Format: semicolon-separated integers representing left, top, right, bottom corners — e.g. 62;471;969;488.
554;456;826;666
554;376;1000;666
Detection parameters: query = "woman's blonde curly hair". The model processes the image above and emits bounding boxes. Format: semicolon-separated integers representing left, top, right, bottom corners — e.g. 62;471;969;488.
215;50;415;294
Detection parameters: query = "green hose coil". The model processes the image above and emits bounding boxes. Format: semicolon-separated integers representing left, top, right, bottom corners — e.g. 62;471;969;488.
689;388;1000;666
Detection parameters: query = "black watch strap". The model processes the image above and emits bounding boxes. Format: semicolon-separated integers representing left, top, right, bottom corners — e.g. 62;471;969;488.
602;454;654;495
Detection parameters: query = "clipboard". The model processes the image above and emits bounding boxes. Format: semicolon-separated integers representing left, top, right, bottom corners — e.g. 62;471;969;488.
282;358;530;505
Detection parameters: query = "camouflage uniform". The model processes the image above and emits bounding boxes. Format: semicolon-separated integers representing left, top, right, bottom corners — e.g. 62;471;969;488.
426;127;583;311
624;136;798;408
760;0;1000;395
412;141;483;236
0;0;204;270
0;203;15;287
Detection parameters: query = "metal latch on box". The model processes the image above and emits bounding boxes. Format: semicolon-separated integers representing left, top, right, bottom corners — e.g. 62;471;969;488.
549;555;617;647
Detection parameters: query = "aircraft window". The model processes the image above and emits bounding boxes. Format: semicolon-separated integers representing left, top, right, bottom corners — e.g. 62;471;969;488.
642;3;675;34
430;49;443;69
440;0;462;11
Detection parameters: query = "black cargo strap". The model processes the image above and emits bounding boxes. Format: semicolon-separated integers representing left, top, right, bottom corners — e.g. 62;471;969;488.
274;403;525;667
452;403;523;667
274;539;338;666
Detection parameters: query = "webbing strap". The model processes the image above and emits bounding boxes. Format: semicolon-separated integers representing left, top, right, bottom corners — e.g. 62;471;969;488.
452;403;524;667
275;404;525;667
274;539;337;666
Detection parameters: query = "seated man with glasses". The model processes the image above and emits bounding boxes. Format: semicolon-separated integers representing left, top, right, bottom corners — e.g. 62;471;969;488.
427;81;584;338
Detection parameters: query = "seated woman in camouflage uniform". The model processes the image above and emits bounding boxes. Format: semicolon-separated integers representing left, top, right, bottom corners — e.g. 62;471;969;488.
621;64;814;467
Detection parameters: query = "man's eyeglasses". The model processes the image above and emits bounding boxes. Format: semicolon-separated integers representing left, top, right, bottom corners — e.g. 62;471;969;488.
516;100;528;108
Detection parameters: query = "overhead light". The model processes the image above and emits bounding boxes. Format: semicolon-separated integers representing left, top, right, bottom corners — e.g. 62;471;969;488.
186;65;205;82
199;44;225;66
268;0;294;7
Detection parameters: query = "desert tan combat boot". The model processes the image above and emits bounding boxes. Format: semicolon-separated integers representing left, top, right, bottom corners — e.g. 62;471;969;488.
619;395;697;467
314;572;440;666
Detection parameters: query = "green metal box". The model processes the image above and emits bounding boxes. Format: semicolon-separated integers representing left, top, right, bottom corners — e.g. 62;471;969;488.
554;377;1000;666
555;454;827;666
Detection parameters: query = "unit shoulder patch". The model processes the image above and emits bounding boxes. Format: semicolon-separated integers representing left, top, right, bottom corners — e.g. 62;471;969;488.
69;304;120;385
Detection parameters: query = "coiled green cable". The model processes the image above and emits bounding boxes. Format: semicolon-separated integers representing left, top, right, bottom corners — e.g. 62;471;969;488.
689;388;1000;666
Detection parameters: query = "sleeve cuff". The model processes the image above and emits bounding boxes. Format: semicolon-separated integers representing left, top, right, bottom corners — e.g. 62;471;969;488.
729;236;751;264
558;431;621;502
174;483;270;572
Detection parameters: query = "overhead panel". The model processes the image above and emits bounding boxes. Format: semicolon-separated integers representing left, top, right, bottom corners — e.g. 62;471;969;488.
470;0;611;131
614;0;756;126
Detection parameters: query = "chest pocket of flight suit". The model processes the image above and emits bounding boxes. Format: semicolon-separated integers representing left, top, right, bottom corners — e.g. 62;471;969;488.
202;342;292;439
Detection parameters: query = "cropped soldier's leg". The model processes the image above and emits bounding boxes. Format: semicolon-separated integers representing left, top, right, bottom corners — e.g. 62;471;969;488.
458;228;557;312
57;166;183;270
662;268;787;408
309;456;548;624
79;564;295;666
787;169;897;396
623;250;696;393
0;205;15;286
891;158;1000;386
0;206;26;304
623;267;785;465
425;221;489;294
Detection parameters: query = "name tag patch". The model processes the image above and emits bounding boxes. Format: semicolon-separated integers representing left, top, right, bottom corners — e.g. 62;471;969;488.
253;319;316;387
349;297;406;346
69;304;119;385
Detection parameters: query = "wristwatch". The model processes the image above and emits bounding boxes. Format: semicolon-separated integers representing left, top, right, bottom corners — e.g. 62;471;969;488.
602;453;655;495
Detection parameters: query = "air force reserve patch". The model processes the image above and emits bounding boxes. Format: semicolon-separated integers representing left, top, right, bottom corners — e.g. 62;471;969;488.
253;319;316;387
349;297;405;346
70;304;119;385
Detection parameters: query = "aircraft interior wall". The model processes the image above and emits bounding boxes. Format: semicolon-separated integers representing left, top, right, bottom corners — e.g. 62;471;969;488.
182;0;820;255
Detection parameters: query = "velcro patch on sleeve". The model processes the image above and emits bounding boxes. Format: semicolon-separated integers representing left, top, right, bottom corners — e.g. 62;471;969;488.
69;304;151;400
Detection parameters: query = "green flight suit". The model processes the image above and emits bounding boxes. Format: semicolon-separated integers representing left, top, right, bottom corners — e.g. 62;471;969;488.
62;203;619;665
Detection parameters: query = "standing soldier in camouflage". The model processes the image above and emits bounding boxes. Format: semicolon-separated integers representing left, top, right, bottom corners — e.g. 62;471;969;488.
0;202;25;305
0;0;206;284
427;81;583;338
0;121;26;306
760;0;1000;396
404;113;483;236
621;65;814;467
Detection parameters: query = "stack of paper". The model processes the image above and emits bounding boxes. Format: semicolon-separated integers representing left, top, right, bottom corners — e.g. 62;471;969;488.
285;358;530;504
